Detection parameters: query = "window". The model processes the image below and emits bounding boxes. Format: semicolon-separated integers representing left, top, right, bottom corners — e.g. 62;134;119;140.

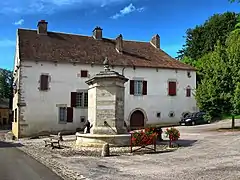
156;112;161;118
80;116;85;123
59;107;66;122
39;74;49;91
71;91;88;108
81;70;88;77
169;111;175;117
186;87;191;97
14;108;17;122
168;81;176;96
13;79;18;94
59;107;73;123
130;80;147;95
187;71;191;78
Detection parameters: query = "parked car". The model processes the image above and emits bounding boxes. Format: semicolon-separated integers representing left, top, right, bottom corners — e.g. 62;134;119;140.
179;111;210;126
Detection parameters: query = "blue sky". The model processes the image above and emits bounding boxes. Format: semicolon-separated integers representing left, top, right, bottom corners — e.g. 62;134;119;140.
0;0;239;70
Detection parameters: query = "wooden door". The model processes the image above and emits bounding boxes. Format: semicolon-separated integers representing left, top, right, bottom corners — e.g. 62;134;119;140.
130;110;144;130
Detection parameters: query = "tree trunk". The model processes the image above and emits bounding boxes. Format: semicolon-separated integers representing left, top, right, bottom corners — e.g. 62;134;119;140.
232;115;235;129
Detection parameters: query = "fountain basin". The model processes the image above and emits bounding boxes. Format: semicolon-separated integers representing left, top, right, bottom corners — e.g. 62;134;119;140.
76;133;131;147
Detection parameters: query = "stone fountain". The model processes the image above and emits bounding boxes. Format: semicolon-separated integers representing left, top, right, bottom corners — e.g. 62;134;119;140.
76;58;131;147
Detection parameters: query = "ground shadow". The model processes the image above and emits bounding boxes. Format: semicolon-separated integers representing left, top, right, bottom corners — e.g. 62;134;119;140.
0;141;23;148
217;126;240;132
157;139;198;147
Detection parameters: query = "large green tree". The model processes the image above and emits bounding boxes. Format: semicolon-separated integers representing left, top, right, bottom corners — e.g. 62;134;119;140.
0;68;13;100
177;12;238;62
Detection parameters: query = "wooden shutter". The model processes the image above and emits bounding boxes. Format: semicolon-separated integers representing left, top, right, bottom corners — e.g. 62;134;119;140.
186;88;191;97
168;81;176;96
67;107;73;122
81;70;88;77
130;80;134;95
71;92;77;107
40;75;49;90
142;81;147;95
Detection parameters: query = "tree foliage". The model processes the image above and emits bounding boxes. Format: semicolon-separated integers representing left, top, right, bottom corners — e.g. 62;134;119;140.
177;12;238;61
0;68;13;99
179;9;240;118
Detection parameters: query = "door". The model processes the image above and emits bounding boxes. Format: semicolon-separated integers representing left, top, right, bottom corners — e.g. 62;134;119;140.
130;110;145;130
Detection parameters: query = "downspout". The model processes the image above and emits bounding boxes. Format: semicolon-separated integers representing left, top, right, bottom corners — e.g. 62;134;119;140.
121;67;126;75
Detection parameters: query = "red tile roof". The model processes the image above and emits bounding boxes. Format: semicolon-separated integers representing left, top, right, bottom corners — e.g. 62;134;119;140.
18;29;196;71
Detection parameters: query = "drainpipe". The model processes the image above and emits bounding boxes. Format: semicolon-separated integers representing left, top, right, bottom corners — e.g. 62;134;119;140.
121;67;126;76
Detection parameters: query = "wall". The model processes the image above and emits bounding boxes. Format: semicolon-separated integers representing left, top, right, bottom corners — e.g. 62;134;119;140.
18;60;196;137
12;33;20;138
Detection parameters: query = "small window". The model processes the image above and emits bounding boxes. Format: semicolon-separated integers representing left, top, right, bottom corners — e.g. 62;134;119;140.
81;70;88;78
130;80;147;96
156;112;161;118
39;74;49;91
187;71;191;78
168;81;177;96
186;87;191;97
169;111;175;117
14;108;17;122
59;107;67;123
80;116;85;123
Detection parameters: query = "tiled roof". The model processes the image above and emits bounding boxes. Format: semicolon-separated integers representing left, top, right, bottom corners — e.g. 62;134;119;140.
18;29;195;71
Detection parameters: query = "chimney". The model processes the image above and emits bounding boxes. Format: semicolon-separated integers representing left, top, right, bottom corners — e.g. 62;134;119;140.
150;34;160;49
37;20;48;35
116;34;123;53
93;26;103;40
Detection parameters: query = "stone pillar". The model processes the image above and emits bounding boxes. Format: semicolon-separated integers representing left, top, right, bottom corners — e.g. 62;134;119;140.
86;62;128;135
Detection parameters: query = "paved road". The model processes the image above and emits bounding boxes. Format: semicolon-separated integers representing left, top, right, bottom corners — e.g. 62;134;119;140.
0;134;63;180
59;120;240;180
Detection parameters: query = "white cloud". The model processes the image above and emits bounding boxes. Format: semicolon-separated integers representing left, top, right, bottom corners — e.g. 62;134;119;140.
0;39;15;47
0;0;130;15
14;19;24;25
111;3;145;19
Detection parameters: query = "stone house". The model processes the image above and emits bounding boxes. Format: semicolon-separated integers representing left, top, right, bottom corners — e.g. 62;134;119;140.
12;20;196;138
0;98;11;127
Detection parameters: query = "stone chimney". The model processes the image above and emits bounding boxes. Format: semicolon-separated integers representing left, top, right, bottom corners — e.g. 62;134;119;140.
37;20;48;35
93;26;103;40
150;34;160;49
116;34;123;53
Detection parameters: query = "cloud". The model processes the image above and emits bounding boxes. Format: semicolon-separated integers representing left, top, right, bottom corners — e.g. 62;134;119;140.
0;39;15;47
111;3;145;19
0;0;129;15
14;19;24;25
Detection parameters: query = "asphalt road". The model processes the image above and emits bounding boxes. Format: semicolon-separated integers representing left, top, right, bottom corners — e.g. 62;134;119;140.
0;139;63;180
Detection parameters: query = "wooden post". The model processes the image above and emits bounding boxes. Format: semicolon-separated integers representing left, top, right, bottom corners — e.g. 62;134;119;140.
232;115;235;129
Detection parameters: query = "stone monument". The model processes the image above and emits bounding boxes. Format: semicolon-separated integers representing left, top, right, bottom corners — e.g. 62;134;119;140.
76;58;131;147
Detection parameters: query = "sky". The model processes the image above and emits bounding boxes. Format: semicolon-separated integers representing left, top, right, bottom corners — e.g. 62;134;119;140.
0;0;239;70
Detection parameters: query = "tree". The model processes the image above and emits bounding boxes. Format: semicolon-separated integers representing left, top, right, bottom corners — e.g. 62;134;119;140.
0;69;13;108
195;42;233;118
177;12;238;62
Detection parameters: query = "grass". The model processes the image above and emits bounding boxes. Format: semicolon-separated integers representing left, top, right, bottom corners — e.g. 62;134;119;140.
221;114;240;120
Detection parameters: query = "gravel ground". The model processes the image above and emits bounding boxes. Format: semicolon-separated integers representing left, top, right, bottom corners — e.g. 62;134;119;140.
2;119;240;180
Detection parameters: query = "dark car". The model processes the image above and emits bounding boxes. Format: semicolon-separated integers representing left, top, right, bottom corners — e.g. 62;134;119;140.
179;111;210;126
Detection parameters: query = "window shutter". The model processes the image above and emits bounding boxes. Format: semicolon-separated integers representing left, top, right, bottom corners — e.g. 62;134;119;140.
186;88;191;97
142;81;147;95
67;107;73;122
71;92;77;107
130;80;134;95
40;75;49;90
81;70;88;77
168;81;176;96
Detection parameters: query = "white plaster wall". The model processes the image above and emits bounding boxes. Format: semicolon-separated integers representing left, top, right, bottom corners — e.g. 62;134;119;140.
20;60;196;136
